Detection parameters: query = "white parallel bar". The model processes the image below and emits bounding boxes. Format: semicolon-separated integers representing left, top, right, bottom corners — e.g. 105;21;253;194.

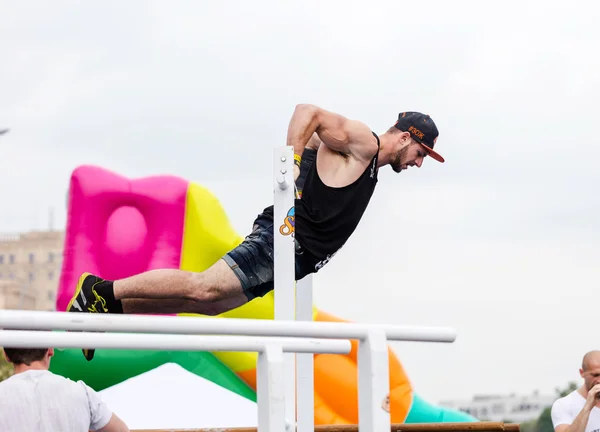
273;145;296;429
272;146;295;318
296;275;314;432
358;329;390;432
0;309;457;342
0;330;351;354
257;344;286;432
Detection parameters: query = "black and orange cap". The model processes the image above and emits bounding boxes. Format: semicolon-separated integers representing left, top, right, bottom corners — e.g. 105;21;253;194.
395;112;444;163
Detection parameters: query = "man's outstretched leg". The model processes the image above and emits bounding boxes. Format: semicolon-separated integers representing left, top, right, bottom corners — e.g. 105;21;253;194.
67;259;247;317
66;259;250;361
66;205;278;360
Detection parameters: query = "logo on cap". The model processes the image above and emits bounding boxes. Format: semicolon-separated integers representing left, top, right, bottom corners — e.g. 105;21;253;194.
408;126;425;140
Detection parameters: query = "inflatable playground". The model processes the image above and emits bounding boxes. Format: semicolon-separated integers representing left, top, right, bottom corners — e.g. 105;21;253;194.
49;165;477;428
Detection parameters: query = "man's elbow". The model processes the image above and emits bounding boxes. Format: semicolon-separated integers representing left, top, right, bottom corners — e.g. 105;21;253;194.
306;132;323;150
555;424;570;432
294;103;317;112
293;103;320;120
96;413;130;432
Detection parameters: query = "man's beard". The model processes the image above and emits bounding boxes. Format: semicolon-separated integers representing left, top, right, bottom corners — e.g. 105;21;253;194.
391;146;409;173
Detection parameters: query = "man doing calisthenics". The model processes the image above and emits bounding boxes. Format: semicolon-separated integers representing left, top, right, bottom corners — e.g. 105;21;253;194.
67;105;445;361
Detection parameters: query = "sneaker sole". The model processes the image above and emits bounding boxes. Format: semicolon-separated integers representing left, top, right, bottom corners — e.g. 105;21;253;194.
66;272;93;313
65;272;95;361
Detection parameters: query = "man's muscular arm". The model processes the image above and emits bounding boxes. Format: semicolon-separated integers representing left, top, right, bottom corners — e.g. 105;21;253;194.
555;408;592;432
553;385;600;432
286;104;377;175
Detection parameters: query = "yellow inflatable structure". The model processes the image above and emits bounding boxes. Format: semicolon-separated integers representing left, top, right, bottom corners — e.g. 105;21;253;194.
55;166;475;425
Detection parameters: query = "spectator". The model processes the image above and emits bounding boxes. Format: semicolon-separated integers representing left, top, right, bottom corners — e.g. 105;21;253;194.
0;344;129;432
552;350;600;432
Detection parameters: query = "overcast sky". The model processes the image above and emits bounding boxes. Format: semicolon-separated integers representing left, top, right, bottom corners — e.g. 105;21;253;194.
1;0;599;405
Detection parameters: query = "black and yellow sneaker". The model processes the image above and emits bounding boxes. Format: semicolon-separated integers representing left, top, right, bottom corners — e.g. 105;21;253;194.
66;272;122;361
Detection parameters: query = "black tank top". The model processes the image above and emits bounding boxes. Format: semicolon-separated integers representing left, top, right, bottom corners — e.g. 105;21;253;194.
295;132;380;267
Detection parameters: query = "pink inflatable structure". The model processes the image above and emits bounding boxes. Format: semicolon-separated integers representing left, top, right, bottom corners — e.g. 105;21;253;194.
57;165;189;311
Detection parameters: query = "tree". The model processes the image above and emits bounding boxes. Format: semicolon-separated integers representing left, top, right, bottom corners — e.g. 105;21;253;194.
520;418;537;432
535;406;555;432
0;351;13;382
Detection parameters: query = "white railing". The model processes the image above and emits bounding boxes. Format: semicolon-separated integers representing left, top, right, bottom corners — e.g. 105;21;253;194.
0;146;457;432
0;309;456;341
0;326;350;432
0;310;455;432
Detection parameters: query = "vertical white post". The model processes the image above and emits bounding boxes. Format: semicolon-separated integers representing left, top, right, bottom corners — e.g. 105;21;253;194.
257;344;286;432
273;146;296;430
358;329;390;432
296;275;314;432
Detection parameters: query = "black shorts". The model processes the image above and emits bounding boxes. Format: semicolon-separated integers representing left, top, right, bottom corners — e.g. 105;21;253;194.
222;205;317;300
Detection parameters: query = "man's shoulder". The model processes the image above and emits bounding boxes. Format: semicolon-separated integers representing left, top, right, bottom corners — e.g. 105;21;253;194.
553;390;579;406
0;369;50;384
1;370;87;391
558;390;583;403
348;126;380;162
552;390;584;419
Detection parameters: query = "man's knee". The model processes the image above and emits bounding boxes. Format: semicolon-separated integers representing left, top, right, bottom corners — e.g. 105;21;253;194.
182;272;224;304
185;260;244;304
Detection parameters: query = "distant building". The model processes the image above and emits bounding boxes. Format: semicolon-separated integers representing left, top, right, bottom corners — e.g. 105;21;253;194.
438;391;556;423
0;230;64;311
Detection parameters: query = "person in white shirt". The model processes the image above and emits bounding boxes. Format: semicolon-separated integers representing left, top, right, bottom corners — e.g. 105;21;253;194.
0;345;129;432
552;350;600;432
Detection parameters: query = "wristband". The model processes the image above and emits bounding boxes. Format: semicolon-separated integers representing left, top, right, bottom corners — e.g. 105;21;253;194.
294;154;302;168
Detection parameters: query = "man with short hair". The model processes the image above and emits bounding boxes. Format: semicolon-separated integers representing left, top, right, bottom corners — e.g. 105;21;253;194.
0;345;129;431
551;350;600;432
67;105;445;361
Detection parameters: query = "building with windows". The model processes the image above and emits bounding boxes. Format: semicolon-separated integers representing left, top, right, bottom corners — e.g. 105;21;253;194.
0;230;64;311
438;391;556;423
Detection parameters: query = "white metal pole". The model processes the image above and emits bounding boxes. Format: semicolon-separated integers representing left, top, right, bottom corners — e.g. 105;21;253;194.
257;344;286;432
296;274;314;432
0;309;458;342
358;329;391;432
0;330;352;354
273;145;296;429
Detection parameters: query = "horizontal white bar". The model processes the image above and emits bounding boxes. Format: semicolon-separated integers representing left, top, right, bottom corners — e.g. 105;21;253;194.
0;310;457;343
0;330;351;354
